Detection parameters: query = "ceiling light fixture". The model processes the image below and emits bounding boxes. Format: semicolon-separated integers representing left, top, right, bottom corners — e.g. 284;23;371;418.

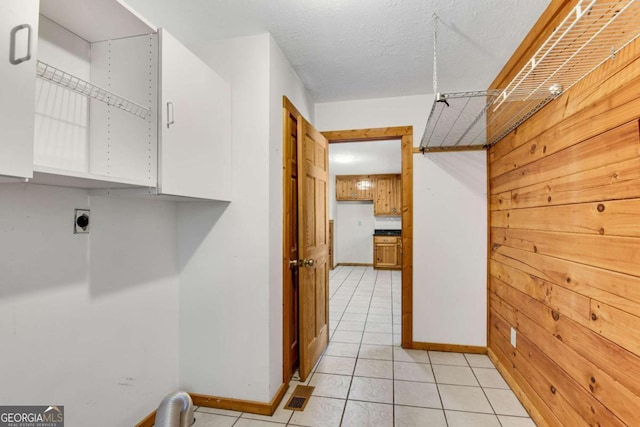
331;154;356;163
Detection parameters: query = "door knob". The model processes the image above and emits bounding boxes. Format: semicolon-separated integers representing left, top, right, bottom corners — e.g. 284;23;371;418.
289;259;302;268
303;258;315;267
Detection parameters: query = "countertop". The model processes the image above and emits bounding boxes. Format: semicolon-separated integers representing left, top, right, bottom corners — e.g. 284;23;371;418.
373;229;402;236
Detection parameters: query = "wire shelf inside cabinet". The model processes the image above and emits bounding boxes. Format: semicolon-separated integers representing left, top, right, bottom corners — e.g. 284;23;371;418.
420;91;499;151
419;0;640;151
36;60;150;120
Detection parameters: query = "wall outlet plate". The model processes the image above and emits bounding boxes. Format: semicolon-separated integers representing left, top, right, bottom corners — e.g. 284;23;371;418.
510;326;517;348
74;209;90;234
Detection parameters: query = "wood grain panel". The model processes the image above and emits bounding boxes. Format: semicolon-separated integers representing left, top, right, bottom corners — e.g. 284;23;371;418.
492;227;640;278
493;198;640;237
491;275;640;399
590;300;640;357
511;157;640;210
509;298;640;427
322;127;411;142
490;312;592;427
489;259;591;325
491;245;640;315
488;313;561;427
516;332;626;427
491;281;640;426
491;120;640;193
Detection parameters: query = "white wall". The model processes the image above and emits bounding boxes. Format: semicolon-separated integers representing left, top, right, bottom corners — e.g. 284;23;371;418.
181;34;271;401
336;202;374;264
413;151;487;346
181;34;314;402
374;216;402;230
0;184;179;427
315;94;488;347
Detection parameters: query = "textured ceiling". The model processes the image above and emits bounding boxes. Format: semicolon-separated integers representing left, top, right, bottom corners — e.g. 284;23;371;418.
124;0;550;102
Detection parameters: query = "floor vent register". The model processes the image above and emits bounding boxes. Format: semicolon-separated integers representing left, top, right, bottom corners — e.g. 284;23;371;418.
284;385;315;411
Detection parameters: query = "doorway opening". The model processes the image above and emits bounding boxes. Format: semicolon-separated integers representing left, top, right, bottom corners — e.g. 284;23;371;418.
282;96;414;384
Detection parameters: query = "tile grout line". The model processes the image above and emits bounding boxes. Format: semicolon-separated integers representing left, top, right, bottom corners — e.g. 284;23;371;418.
338;266;369;426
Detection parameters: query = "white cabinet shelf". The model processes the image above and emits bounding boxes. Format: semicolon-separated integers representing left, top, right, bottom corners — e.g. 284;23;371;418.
1;0;232;201
32;165;152;189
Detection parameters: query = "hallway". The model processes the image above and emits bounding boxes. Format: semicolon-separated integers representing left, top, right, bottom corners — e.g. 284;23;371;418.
190;266;536;426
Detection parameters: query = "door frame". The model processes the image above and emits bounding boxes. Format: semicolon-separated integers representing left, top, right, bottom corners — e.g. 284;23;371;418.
321;127;414;349
282;97;414;384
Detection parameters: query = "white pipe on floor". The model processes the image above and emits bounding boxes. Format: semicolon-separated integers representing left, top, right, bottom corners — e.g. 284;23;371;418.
155;391;194;427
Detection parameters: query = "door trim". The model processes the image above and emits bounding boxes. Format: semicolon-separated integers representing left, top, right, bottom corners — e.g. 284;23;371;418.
322;126;414;348
282;96;302;383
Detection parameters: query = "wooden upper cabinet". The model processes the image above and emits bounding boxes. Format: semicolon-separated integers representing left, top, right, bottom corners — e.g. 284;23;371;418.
374;174;402;216
336;175;375;200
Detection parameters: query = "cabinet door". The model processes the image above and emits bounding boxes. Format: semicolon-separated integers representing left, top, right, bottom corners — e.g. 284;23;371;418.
0;0;38;179
374;176;392;215
391;174;402;215
374;175;401;216
375;242;398;269
159;29;231;200
335;176;352;200
354;175;374;200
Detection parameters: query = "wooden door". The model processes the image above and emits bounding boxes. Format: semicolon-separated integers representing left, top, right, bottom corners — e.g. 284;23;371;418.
0;0;38;179
284;108;300;375
159;29;231;200
297;115;330;381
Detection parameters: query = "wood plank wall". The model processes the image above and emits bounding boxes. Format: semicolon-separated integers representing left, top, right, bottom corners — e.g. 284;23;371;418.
487;2;640;425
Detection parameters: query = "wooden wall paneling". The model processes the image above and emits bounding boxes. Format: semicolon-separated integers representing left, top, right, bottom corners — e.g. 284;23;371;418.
490;310;592;427
489;191;511;211
590;300;640;357
491;120;640;193
488;314;559;427
490;274;640;399
488;10;640;426
489;259;591;325
515;333;627;427
491;245;640;316
511;157;640;210
511;298;640;427
493;227;640;278
490;273;640;425
493;199;640;237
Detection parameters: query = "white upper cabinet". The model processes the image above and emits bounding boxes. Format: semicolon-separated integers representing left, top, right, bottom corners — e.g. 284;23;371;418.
158;29;232;201
0;0;39;180
0;0;232;201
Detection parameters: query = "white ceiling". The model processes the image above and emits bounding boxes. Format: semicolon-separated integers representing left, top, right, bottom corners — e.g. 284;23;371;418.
123;0;551;102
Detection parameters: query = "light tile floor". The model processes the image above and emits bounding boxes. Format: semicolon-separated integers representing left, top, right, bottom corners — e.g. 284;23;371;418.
190;266;537;426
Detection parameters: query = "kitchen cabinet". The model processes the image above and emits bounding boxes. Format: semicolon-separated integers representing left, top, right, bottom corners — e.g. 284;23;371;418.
374;174;402;216
336;175;375;201
0;0;231;201
0;0;39;180
373;235;402;269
